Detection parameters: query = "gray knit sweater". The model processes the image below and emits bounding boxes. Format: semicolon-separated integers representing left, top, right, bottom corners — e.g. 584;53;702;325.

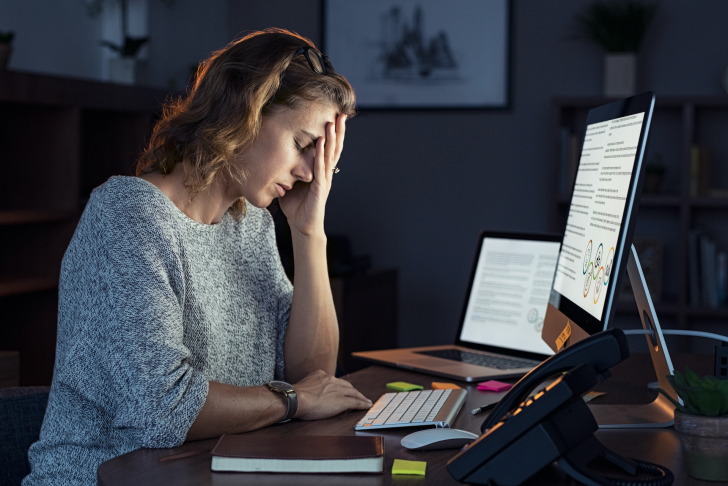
23;176;293;486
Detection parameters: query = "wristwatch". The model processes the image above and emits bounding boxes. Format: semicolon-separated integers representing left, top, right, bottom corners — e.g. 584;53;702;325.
266;380;298;423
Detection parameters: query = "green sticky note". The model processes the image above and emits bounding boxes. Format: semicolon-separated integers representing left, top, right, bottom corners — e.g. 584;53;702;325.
392;459;426;476
386;381;424;392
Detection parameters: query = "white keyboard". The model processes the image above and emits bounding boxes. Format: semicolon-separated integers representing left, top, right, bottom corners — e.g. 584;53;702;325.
354;388;468;430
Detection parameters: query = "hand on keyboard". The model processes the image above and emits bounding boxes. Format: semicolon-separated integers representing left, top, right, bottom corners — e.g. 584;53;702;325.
294;369;373;421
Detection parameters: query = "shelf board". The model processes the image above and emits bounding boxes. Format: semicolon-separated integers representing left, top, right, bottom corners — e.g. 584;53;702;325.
689;197;728;209
0;277;58;297
0;210;76;226
686;306;728;319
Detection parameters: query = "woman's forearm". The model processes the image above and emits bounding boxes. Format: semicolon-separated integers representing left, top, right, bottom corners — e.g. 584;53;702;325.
284;231;339;382
185;381;287;441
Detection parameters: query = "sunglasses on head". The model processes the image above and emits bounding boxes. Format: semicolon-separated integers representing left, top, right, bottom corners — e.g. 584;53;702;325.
293;47;333;75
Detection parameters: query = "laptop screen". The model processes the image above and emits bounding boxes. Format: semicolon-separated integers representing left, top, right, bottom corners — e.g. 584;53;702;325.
458;236;560;356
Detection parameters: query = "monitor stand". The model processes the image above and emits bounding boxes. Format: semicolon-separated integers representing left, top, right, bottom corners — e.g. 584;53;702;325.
589;244;679;428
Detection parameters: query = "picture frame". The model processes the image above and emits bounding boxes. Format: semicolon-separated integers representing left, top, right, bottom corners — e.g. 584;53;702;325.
323;0;511;110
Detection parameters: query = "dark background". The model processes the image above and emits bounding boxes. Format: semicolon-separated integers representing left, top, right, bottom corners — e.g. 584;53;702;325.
2;0;728;349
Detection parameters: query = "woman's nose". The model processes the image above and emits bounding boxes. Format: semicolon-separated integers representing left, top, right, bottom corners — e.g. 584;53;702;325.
294;157;314;183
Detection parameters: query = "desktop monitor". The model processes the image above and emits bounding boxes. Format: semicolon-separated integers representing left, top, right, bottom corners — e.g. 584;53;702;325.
542;92;656;353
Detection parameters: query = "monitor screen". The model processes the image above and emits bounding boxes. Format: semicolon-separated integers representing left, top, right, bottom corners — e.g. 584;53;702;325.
543;92;655;347
553;112;646;320
459;236;560;356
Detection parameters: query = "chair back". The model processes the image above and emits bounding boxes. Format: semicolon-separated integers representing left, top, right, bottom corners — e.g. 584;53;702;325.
0;387;50;486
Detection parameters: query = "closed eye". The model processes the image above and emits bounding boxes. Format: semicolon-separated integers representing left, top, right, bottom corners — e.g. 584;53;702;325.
295;138;314;153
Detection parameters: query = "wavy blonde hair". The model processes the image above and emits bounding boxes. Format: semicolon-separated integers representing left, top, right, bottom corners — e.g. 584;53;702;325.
136;28;357;217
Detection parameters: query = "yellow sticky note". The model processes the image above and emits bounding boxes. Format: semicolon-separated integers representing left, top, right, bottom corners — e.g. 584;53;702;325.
432;382;461;390
386;382;424;392
392;459;426;476
556;321;572;351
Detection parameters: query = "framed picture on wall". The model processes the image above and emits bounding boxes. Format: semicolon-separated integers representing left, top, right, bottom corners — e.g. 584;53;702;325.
323;0;510;109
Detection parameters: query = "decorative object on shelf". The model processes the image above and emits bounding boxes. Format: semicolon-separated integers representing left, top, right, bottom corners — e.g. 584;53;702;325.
576;0;658;97
323;0;510;109
83;0;173;85
0;30;14;70
690;145;712;197
644;153;665;194
659;367;728;481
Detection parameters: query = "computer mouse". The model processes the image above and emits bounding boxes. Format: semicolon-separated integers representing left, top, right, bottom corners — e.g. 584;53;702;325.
401;428;479;451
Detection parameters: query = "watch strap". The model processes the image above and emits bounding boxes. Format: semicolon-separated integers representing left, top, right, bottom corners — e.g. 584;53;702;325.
281;390;298;422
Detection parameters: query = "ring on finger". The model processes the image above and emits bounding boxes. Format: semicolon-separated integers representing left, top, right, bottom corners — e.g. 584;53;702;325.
332;167;340;174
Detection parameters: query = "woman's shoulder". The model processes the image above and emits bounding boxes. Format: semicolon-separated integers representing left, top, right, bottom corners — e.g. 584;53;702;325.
82;176;178;236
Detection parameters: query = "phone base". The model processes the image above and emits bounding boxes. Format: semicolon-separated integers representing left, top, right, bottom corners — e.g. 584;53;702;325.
589;394;675;428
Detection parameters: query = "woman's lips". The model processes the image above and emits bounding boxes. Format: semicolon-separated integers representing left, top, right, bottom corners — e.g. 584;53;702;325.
275;183;290;197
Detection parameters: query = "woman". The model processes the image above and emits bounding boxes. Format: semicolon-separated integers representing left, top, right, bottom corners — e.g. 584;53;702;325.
24;29;372;485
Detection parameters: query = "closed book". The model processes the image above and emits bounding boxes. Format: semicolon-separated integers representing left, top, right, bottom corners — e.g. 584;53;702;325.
211;434;384;474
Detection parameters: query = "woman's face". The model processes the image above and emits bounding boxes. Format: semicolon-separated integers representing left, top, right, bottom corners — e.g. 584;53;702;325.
234;102;339;208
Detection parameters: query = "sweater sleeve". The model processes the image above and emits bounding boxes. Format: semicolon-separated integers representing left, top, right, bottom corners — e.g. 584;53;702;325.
261;209;294;381
98;200;209;449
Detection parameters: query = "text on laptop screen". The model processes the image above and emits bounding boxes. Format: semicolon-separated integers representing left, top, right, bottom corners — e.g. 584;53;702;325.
552;112;646;320
459;238;560;355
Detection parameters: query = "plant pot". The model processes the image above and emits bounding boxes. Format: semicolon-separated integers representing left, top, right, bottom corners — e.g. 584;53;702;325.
674;410;728;481
108;57;149;85
604;53;636;98
0;44;12;70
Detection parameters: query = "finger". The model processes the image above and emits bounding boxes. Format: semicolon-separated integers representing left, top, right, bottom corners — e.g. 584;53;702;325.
344;396;373;410
313;135;326;185
334;114;346;163
324;121;336;178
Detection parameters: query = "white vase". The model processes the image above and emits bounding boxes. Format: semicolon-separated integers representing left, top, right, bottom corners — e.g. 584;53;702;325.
604;53;637;98
108;58;149;85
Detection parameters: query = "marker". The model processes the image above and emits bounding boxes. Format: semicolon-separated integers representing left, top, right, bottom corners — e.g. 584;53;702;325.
471;402;497;415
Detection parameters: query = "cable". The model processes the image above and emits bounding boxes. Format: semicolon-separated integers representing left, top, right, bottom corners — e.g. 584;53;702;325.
622;328;728;344
606;458;674;486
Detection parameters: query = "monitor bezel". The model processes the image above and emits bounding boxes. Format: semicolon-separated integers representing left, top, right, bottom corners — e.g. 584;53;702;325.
454;230;563;361
552;92;656;336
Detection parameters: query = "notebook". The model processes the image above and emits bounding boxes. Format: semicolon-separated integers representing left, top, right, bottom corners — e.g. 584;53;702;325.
353;231;561;382
210;434;384;474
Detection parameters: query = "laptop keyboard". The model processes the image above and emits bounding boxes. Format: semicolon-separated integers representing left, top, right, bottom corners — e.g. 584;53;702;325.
416;349;538;370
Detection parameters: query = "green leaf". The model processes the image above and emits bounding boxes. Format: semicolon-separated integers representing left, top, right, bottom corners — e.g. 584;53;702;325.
672;370;686;387
685;367;701;387
658;388;687;413
691;388;723;417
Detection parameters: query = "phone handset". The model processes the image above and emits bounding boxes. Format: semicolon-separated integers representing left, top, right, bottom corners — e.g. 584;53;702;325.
480;328;629;434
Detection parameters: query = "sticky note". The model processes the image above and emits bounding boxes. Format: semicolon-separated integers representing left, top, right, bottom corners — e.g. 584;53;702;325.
392;459;426;476
556;321;572;351
386;381;424;392
432;382;461;390
477;380;512;392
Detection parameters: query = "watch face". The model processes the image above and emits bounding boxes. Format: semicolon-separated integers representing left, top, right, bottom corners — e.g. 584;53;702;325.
268;380;293;393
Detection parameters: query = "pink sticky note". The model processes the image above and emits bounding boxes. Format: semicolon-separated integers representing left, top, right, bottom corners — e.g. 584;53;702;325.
477;380;512;392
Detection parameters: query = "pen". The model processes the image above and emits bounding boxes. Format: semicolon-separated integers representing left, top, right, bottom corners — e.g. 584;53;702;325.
471;402;497;415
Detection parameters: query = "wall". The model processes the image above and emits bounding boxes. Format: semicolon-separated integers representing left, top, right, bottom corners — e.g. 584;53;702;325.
228;0;728;348
0;0;228;89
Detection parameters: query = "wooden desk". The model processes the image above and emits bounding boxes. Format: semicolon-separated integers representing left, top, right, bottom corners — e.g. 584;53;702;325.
98;355;720;485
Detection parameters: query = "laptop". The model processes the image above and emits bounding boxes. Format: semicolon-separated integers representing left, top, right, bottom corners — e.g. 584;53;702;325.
353;231;561;382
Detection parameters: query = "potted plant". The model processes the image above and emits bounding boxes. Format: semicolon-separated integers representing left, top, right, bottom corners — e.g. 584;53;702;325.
576;0;658;98
0;31;14;70
85;0;150;85
659;367;728;481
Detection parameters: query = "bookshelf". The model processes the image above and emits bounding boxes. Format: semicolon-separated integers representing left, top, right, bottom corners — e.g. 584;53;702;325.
550;96;728;351
0;71;170;385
